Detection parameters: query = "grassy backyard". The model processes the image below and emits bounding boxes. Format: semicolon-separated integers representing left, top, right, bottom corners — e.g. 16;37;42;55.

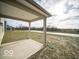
1;30;79;59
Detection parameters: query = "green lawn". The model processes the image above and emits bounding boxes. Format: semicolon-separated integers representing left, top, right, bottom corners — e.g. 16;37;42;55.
2;30;44;44
2;31;29;44
1;30;79;59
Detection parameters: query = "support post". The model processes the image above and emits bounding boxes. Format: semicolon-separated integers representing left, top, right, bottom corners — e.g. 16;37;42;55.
4;21;7;32
43;17;47;47
29;22;31;39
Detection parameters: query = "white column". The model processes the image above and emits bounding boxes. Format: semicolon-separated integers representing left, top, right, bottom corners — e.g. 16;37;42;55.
43;17;47;46
29;22;31;39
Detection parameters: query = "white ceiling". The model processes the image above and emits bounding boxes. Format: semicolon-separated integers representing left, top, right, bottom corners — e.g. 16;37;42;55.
0;1;39;21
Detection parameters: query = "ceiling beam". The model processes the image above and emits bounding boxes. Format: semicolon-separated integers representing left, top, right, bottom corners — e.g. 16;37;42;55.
0;14;30;22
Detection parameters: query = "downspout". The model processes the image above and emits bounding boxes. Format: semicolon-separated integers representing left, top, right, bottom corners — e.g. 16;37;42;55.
43;17;47;47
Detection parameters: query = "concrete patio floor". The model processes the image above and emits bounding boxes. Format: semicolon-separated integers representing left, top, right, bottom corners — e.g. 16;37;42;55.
0;39;43;59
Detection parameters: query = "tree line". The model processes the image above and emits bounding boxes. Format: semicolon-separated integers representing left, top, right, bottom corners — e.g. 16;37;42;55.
7;25;79;34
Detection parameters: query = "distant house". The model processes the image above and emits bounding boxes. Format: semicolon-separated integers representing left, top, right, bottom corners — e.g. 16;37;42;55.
7;25;15;31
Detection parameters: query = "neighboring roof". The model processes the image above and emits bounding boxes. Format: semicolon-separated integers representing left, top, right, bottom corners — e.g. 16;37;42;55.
0;0;51;22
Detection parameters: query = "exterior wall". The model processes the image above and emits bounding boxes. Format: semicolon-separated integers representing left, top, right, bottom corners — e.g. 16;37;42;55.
0;18;5;45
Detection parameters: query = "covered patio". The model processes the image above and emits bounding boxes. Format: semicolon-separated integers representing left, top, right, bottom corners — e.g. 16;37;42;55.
0;0;51;59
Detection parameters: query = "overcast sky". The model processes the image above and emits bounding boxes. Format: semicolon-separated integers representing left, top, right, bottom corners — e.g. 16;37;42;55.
6;0;79;29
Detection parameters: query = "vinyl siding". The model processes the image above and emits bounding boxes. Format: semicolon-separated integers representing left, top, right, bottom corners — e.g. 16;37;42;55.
0;18;5;45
